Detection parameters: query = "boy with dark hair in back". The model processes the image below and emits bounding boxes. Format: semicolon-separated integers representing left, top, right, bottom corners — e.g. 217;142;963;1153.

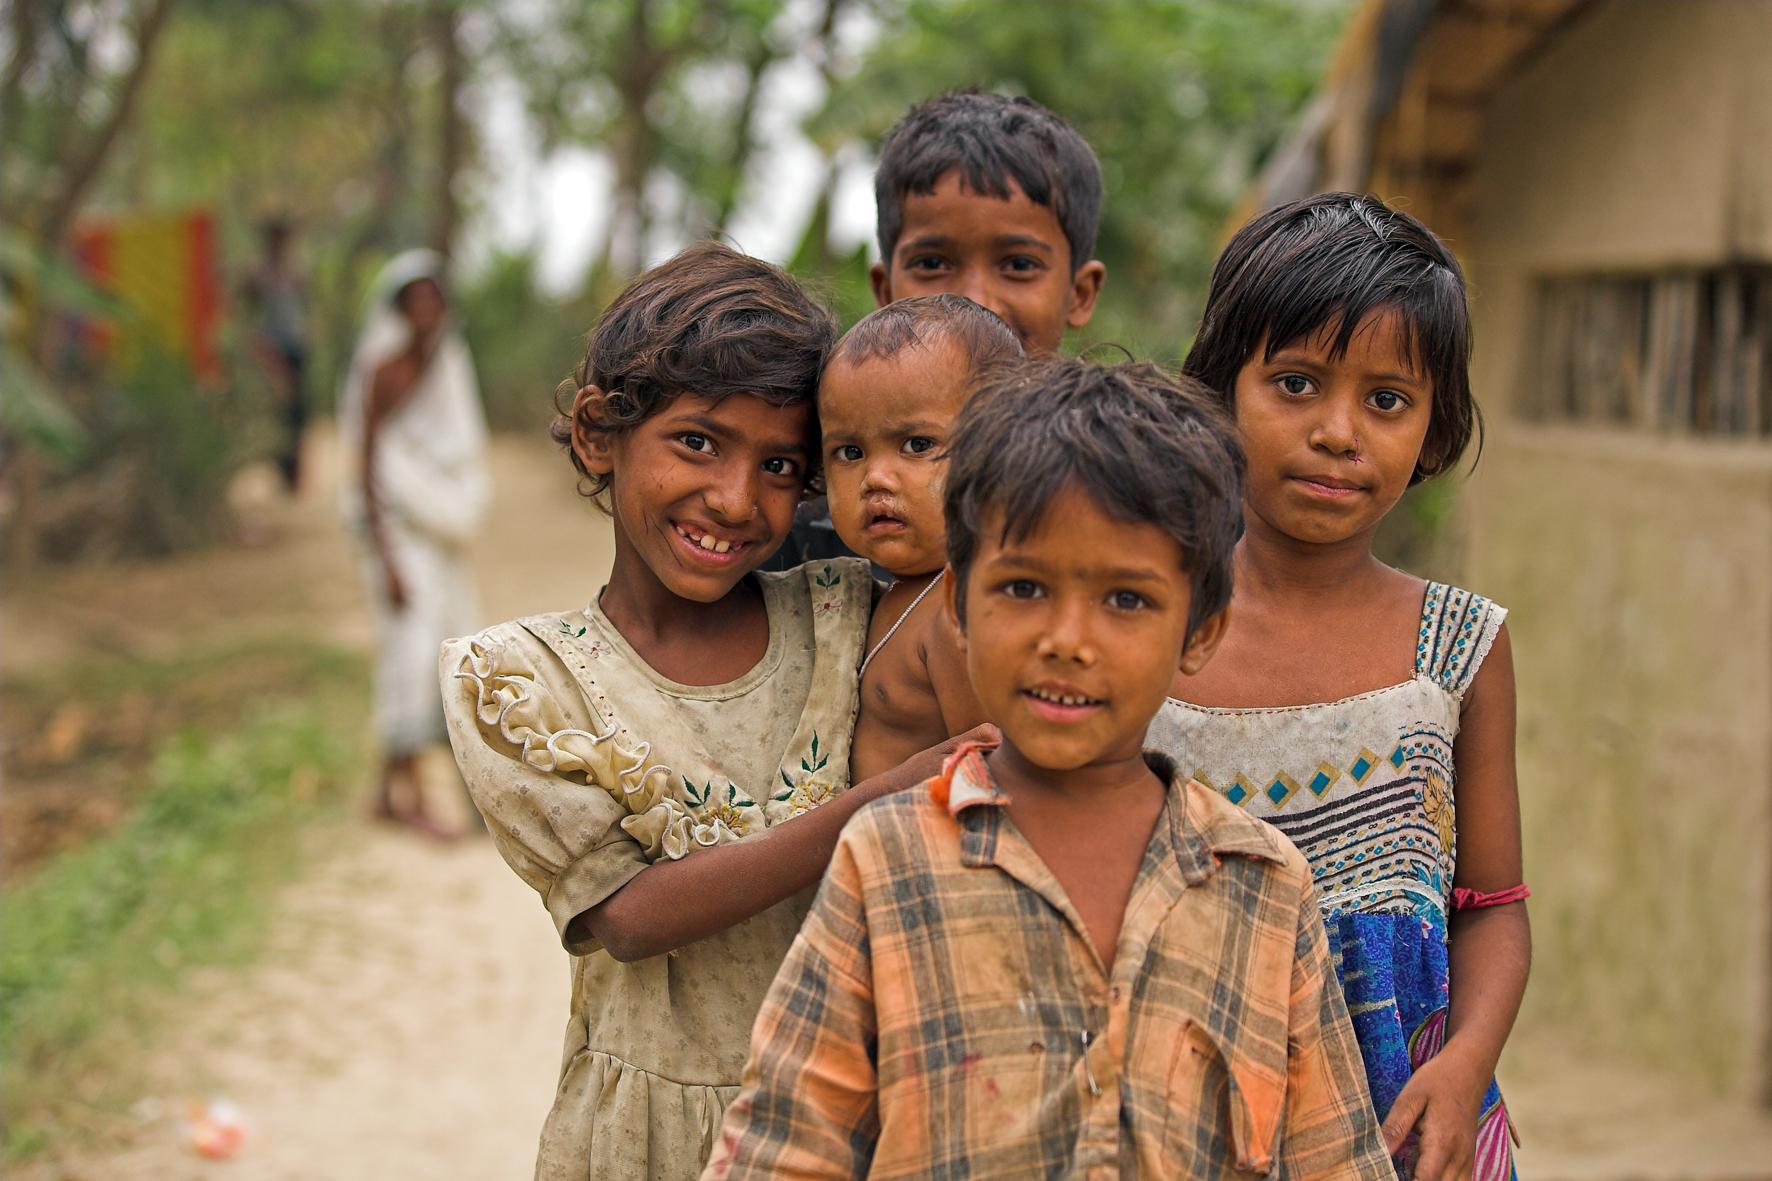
768;90;1109;569
870;89;1107;354
704;359;1393;1181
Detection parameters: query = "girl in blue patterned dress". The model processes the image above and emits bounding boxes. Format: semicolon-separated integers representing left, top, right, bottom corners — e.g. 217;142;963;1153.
1145;193;1530;1181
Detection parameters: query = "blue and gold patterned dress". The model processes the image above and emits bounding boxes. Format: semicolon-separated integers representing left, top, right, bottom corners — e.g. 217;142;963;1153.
1145;581;1517;1180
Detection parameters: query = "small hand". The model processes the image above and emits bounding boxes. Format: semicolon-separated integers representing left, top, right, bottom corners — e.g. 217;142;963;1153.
894;723;1001;789
1382;1051;1484;1181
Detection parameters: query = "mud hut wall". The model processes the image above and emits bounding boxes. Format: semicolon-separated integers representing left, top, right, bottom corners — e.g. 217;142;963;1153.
1459;0;1772;1101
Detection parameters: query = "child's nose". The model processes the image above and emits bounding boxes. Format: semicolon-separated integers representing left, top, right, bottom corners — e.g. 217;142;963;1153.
704;467;759;523
1037;600;1099;665
860;460;899;492
1309;398;1361;458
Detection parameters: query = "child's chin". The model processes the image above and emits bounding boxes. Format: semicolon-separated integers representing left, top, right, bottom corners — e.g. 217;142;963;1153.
850;538;940;578
664;559;766;602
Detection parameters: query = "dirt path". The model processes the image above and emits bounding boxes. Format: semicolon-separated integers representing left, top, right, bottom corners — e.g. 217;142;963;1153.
12;428;615;1180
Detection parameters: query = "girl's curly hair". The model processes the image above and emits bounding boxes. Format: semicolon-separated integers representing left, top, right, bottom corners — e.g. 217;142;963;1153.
550;240;838;499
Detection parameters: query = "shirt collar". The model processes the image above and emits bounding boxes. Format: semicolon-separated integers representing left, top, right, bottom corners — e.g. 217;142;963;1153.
931;741;1289;880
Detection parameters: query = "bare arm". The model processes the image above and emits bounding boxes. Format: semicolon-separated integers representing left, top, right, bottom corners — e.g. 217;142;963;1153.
1383;624;1531;1178
360;336;436;607
1442;623;1532;1081
923;603;989;737
579;725;994;962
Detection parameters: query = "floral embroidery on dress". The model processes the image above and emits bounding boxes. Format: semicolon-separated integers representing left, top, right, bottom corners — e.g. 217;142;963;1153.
686;778;758;838
558;616;612;658
1420;767;1455;855
812;564;843;618
774;731;839;816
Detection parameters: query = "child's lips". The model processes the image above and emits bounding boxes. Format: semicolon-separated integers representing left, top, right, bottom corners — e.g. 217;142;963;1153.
1289;474;1367;500
865;514;908;535
1020;685;1106;722
672;522;749;565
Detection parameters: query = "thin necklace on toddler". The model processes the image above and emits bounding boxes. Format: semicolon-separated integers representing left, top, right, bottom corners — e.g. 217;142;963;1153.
858;569;945;678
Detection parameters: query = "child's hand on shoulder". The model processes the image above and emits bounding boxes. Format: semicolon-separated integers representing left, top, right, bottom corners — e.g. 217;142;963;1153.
869;724;1000;798
1382;1045;1489;1181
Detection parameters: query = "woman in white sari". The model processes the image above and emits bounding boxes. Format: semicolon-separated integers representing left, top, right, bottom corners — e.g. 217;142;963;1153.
339;250;489;837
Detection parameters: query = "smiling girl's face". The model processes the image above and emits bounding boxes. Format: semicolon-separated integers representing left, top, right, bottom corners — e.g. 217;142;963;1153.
578;391;813;604
1232;308;1434;548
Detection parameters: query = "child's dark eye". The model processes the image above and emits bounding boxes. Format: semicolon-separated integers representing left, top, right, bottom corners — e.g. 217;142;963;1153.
1369;389;1408;412
679;433;711;453
832;444;863;462
1002;579;1042;600
904;254;949;274
1108;590;1148;611
1277;374;1314;396
1003;255;1043;275
902;436;937;456
761;457;801;478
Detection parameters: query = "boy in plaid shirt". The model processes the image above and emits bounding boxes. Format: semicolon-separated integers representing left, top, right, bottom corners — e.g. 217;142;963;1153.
705;359;1393;1180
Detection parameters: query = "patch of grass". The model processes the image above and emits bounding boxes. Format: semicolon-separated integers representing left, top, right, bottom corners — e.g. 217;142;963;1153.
0;644;369;1160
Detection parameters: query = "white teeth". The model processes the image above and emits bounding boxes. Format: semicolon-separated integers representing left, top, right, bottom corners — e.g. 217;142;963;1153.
1032;688;1094;706
680;526;736;555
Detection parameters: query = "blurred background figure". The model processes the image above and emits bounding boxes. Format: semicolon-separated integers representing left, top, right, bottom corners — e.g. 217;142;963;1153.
242;217;310;493
338;250;488;839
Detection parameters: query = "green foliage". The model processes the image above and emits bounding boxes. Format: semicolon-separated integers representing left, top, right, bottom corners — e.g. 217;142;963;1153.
811;0;1352;354
453;248;596;431
0;225;114;464
0;643;368;1159
32;344;246;560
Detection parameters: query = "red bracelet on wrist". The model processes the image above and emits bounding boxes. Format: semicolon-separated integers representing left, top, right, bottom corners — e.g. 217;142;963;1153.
1451;883;1530;910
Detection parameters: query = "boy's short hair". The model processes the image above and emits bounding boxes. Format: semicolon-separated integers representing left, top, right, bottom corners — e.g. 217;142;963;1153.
551;240;837;496
1184;191;1479;483
829;294;1023;373
875;91;1103;274
944;357;1244;637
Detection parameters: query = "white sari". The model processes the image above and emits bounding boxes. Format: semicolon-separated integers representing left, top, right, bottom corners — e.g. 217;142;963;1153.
338;250;490;754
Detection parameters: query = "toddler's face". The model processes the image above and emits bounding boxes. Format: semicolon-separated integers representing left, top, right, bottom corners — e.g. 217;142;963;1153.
1233;309;1433;548
819;339;972;578
871;170;1102;355
954;484;1215;776
579;392;812;603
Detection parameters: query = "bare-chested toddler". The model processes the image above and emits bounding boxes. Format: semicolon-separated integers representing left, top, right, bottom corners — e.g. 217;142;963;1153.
821;294;1022;781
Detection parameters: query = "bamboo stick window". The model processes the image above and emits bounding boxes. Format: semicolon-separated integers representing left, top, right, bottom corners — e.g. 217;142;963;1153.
1529;266;1772;438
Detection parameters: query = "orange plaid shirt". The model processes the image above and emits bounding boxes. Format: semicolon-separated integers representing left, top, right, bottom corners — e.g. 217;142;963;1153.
703;745;1394;1180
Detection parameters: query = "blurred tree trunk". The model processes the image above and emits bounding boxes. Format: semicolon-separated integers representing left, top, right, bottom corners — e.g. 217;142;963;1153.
595;0;674;283
6;0;179;568
431;0;465;260
36;0;179;249
711;39;777;234
0;0;45;163
792;0;850;271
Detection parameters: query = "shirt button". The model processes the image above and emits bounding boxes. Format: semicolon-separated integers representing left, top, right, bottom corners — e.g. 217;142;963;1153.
1110;985;1123;1004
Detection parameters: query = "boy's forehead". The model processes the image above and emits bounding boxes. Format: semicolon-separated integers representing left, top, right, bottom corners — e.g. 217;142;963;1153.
974;488;1188;576
896;170;1068;254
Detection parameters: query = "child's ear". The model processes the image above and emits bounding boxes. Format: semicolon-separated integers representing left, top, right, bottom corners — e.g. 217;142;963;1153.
1065;259;1107;329
942;565;967;645
1177;604;1230;677
869;260;893;309
569;384;617;476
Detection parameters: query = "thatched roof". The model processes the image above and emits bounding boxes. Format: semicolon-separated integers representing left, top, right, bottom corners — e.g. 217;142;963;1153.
1238;0;1595;243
